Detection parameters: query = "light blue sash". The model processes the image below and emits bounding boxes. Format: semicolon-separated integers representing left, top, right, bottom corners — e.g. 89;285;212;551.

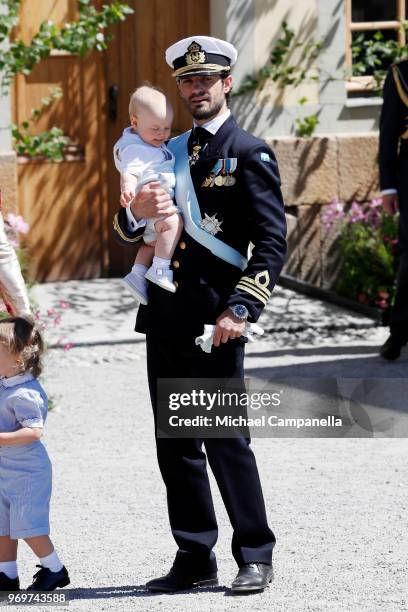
168;131;247;271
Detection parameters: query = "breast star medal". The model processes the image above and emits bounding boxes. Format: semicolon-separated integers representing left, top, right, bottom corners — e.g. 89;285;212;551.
200;213;223;235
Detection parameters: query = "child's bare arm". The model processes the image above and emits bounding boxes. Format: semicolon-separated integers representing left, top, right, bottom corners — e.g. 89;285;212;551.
0;428;43;445
120;172;138;207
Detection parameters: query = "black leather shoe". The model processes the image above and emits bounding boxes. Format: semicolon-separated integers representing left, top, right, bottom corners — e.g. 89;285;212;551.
145;565;218;592
231;562;273;593
27;565;70;591
380;335;406;360
0;572;20;591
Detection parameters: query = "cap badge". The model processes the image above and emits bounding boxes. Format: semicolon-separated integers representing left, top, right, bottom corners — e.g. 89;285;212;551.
185;41;206;65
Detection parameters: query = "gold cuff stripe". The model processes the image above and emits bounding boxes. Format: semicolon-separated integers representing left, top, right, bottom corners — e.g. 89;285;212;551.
172;63;230;77
113;213;143;243
236;280;270;301
236;283;268;305
238;276;271;298
392;65;408;108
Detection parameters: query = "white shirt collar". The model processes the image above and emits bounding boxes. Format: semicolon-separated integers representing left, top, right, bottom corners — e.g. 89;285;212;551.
193;108;231;135
0;372;34;388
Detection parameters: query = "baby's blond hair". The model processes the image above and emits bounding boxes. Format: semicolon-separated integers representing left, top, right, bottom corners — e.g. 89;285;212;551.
129;82;173;120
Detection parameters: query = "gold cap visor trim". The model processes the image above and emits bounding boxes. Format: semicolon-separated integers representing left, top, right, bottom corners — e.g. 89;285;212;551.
173;63;230;77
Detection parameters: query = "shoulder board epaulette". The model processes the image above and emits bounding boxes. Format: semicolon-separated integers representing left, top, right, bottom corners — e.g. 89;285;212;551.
391;64;408;107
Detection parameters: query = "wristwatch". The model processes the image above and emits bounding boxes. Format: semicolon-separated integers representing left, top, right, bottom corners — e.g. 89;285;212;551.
229;304;249;320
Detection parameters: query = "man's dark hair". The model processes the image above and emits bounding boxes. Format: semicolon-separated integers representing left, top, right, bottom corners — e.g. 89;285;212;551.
221;73;232;105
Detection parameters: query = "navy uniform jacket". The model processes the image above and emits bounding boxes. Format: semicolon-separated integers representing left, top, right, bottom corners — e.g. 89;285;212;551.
113;114;287;338
379;60;408;192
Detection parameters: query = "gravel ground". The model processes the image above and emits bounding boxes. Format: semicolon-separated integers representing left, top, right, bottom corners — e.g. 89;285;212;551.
10;335;408;612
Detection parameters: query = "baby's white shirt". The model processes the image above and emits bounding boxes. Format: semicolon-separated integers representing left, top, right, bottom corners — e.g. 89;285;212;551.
113;128;175;196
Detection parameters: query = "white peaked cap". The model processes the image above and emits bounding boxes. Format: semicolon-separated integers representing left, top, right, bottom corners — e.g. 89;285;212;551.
165;35;238;78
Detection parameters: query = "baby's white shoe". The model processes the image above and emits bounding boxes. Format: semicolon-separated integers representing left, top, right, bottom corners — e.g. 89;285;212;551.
145;266;177;293
121;271;148;304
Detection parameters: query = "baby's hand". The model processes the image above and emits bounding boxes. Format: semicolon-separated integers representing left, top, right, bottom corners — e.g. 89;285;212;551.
120;191;135;208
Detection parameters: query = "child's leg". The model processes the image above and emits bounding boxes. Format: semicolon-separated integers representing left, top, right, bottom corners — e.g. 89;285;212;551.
0;536;18;579
134;243;155;267
122;244;154;304
144;214;183;293
24;536;63;572
154;213;183;260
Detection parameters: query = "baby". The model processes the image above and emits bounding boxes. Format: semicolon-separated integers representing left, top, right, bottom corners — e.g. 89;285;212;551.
114;84;183;304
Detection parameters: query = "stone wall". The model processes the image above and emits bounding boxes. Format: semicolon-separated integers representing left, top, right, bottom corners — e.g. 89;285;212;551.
267;133;380;289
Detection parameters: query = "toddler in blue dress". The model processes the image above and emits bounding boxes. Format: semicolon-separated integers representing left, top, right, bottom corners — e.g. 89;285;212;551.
0;316;70;592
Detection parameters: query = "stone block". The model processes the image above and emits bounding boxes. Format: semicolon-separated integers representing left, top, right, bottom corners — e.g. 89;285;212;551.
268;136;338;206
337;133;379;203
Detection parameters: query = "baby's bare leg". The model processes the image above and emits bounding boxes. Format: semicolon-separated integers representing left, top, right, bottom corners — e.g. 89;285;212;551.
154;213;183;259
0;536;18;561
134;243;155;267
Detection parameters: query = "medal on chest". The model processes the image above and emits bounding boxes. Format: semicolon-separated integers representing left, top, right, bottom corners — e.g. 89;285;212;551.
200;213;223;235
201;157;237;187
189;144;202;167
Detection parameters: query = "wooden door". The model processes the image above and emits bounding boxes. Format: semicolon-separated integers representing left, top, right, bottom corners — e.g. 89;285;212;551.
14;0;109;281
105;0;210;275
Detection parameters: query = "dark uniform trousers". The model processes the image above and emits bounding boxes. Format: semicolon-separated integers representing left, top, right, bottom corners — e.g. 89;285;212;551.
146;332;275;571
380;64;408;338
113;114;286;571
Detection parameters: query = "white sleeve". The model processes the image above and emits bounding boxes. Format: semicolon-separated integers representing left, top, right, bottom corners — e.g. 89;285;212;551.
9;388;45;428
125;207;146;231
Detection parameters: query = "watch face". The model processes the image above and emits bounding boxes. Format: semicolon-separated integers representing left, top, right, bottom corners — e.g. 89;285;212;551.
233;304;248;318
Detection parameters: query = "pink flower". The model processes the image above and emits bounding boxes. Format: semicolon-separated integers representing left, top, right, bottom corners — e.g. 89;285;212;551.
322;198;345;232
5;213;29;234
369;198;382;208
53;315;62;326
47;308;55;316
59;300;70;309
63;342;73;351
376;299;388;309
348;202;365;224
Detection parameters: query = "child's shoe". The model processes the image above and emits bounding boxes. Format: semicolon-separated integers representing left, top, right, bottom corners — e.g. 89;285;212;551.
0;572;20;591
145;266;177;293
27;565;70;591
121;271;148;305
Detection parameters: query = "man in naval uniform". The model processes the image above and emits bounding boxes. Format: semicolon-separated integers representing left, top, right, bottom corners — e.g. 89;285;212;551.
379;60;408;359
113;36;287;593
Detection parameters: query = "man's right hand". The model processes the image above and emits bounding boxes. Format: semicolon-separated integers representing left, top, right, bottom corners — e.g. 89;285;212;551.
382;193;399;215
130;181;176;219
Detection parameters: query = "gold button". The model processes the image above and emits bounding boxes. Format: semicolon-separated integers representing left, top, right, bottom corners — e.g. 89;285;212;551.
174;281;179;289
179;241;186;250
173;260;180;268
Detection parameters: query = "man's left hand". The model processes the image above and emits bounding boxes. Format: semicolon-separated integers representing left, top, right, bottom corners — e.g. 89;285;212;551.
213;309;246;347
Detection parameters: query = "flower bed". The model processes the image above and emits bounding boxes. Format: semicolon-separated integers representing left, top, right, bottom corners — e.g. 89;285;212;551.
322;198;399;311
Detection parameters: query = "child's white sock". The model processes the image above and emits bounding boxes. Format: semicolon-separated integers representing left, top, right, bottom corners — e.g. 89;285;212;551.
152;256;170;270
39;551;63;573
0;561;18;579
131;263;148;276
